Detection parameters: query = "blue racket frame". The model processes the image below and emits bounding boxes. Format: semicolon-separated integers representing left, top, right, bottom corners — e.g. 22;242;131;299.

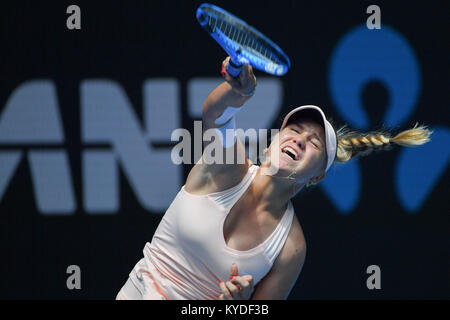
196;3;291;77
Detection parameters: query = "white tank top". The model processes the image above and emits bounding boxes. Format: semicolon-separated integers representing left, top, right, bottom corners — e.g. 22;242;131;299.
125;164;295;300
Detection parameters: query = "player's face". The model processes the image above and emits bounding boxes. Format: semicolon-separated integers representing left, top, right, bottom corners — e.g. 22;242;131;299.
265;117;327;184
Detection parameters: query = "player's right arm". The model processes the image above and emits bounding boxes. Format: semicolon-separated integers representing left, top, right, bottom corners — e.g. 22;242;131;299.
185;57;257;194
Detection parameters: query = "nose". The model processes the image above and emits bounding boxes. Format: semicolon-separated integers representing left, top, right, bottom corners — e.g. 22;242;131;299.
292;136;305;150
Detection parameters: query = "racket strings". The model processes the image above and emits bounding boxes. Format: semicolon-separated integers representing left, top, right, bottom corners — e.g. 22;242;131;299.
207;13;281;64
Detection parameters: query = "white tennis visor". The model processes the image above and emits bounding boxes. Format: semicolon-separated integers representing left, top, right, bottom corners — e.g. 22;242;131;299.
280;105;337;172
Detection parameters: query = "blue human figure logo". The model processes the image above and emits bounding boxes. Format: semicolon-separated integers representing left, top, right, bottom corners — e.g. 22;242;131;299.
324;24;448;214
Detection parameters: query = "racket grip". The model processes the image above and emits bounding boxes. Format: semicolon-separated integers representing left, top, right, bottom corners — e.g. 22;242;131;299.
227;59;242;78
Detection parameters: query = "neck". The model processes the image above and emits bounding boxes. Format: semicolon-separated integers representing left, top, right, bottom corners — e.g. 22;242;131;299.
251;162;304;214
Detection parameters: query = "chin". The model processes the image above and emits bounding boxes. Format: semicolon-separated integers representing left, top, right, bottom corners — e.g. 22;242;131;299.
263;150;302;177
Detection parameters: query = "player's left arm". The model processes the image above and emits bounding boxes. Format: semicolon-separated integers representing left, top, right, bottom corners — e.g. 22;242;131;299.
251;215;307;300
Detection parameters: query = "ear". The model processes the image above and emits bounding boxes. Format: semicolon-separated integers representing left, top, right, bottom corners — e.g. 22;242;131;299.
309;172;326;185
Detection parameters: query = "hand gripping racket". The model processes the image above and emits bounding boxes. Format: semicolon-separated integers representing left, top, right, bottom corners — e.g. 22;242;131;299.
196;3;291;77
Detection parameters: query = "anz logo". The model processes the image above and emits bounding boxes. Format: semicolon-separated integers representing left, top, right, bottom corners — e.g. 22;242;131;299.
325;24;449;214
0;24;447;216
0;78;283;215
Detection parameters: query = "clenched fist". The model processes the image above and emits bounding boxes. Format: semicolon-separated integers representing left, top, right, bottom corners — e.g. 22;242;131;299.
220;56;257;97
219;263;255;300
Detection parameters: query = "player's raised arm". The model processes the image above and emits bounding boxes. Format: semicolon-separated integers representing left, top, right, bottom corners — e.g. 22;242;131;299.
184;57;256;194
202;56;256;132
201;57;256;172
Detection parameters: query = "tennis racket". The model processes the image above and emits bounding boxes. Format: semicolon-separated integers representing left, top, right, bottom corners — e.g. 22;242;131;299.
196;3;291;77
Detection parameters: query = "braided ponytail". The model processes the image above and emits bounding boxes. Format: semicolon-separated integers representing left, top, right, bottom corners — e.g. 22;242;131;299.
335;122;433;163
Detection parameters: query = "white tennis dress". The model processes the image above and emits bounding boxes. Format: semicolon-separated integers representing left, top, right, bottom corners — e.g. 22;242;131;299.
116;164;295;300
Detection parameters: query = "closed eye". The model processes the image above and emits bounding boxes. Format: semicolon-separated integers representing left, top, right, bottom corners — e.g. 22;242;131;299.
289;124;322;150
311;139;322;150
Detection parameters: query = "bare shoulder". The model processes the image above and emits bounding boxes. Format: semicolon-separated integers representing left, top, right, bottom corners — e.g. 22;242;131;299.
184;149;252;195
281;212;307;262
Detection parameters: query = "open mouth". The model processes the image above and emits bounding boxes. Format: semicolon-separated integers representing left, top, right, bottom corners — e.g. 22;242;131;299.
281;146;299;161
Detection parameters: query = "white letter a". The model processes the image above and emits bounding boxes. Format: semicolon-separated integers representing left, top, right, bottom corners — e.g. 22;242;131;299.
366;5;381;30
66;265;81;289
66;5;81;30
366;265;381;289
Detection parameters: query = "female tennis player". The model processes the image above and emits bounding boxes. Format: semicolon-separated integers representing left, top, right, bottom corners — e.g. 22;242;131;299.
116;57;432;300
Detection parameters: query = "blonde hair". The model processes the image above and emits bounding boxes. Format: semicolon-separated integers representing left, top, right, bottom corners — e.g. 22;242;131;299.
334;122;433;163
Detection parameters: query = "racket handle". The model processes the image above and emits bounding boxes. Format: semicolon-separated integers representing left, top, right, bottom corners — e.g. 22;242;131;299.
227;58;242;78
